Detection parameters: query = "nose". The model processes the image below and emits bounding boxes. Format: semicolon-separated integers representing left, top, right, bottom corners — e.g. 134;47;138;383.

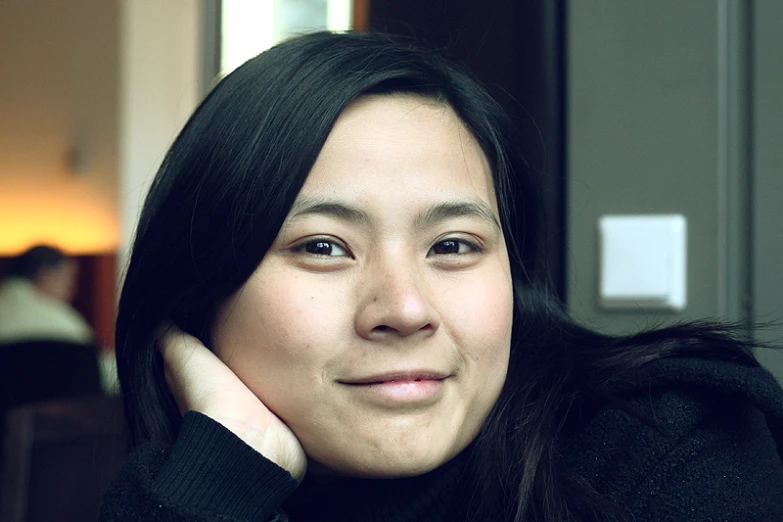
354;259;441;340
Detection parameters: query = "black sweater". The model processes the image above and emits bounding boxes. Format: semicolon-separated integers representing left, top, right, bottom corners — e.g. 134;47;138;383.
101;357;783;521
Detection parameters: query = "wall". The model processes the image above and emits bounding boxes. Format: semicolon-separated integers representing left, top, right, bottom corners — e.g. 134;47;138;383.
0;0;203;344
567;1;782;379
0;0;119;254
568;1;722;329
752;0;783;375
0;0;204;263
118;1;202;273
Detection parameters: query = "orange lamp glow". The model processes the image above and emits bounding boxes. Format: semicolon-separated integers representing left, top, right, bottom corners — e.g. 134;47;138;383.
0;183;119;256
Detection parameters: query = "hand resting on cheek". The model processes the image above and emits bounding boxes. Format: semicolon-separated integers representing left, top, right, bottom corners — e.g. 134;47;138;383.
159;326;307;481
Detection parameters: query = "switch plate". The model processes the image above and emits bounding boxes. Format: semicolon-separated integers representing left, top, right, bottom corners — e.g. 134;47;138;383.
598;214;687;311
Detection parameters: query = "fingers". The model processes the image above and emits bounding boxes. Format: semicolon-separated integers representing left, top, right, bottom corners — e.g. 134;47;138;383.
159;325;209;369
158;325;188;414
157;325;220;414
155;324;308;478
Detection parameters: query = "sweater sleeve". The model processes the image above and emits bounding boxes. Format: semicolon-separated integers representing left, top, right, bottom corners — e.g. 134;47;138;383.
638;393;783;521
100;411;300;522
566;386;783;522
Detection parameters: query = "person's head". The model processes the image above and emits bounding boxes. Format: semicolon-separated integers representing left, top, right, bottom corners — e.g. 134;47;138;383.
117;32;540;479
7;245;78;302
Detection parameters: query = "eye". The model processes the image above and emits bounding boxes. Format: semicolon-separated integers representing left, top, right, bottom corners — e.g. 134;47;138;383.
428;238;479;256
294;238;350;257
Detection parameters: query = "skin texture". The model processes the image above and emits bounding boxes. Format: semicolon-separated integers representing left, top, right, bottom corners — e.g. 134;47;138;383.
212;94;514;478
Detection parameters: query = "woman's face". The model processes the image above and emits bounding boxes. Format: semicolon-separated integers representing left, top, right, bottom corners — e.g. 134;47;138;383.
214;94;513;477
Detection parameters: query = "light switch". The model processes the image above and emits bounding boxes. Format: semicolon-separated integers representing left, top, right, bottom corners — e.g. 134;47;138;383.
598;214;687;311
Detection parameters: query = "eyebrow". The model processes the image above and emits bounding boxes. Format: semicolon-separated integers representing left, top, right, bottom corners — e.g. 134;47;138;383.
287;197;372;226
412;201;501;233
287;196;501;233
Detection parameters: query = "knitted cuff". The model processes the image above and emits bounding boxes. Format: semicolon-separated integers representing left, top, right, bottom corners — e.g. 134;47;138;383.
154;411;299;520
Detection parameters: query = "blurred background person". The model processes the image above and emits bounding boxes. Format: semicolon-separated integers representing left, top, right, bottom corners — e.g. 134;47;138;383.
0;245;93;345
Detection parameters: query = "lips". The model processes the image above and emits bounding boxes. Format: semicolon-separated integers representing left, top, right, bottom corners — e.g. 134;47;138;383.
339;370;450;385
339;370;449;406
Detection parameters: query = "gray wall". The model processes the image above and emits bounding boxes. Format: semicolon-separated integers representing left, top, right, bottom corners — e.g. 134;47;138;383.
753;0;783;376
567;1;782;379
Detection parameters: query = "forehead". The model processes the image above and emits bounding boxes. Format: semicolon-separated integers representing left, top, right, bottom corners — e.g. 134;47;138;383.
299;94;497;210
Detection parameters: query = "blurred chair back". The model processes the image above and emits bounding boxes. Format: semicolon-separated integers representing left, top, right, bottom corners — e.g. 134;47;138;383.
0;396;127;522
0;341;102;409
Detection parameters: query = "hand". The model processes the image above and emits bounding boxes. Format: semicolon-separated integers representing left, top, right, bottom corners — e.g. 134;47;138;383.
159;327;307;481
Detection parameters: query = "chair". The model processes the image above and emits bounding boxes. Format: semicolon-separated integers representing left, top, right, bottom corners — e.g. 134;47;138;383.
0;396;128;522
0;341;103;410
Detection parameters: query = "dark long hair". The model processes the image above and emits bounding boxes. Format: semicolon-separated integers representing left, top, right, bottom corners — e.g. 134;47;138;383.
116;31;760;522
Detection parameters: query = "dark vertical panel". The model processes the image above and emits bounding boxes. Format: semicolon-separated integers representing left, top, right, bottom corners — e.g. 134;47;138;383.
511;1;566;300
70;254;117;348
200;0;222;97
369;0;566;300
353;0;370;31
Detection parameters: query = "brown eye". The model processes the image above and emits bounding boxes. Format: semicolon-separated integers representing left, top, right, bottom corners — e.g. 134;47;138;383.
306;241;334;255
297;239;349;257
428;239;477;256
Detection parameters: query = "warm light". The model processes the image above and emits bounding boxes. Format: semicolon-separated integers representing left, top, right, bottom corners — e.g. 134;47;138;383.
0;182;118;256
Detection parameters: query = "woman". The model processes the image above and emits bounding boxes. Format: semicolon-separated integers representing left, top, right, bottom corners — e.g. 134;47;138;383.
103;32;783;521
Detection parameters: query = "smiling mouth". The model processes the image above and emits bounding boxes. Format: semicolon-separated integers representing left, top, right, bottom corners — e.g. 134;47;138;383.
339;373;449;405
339;371;449;386
357;377;439;385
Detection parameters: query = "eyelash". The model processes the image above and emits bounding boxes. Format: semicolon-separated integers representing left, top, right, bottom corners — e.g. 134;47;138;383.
291;237;351;258
291;237;481;259
427;238;481;256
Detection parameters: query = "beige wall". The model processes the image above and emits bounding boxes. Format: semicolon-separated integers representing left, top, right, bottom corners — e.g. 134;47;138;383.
0;0;120;254
118;1;201;271
0;0;202;262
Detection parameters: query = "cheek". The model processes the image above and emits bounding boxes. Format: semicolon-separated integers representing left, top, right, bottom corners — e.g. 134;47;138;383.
219;275;334;352
443;269;514;357
213;272;350;401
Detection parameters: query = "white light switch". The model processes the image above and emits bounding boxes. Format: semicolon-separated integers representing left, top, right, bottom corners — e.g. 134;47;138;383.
598;215;687;311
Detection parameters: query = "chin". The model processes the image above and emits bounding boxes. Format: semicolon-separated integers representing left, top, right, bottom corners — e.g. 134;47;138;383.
307;438;464;479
